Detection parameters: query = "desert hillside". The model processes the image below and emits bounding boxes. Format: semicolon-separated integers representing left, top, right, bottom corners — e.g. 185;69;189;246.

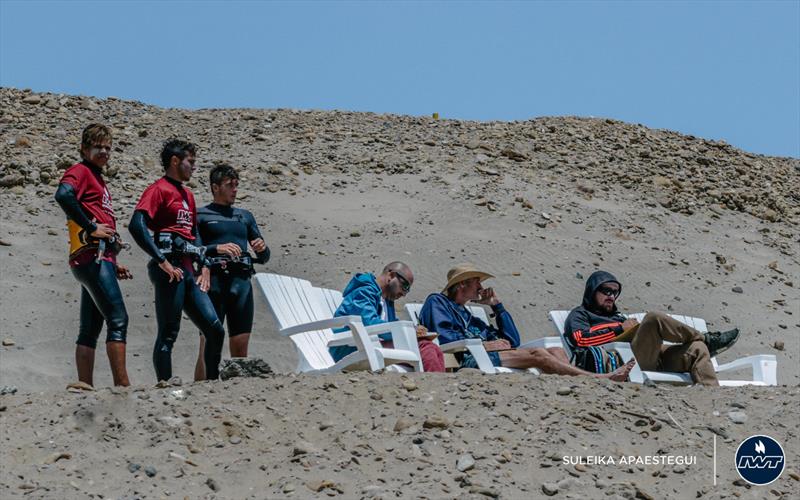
0;87;798;498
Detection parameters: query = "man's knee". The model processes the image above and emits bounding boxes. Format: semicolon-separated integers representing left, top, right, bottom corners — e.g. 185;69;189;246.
76;333;99;349
642;311;668;326
159;326;180;349
203;319;225;345
106;311;129;343
527;347;550;362
636;312;670;341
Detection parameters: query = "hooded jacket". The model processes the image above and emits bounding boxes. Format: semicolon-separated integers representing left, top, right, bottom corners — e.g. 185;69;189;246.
563;271;627;352
329;273;396;362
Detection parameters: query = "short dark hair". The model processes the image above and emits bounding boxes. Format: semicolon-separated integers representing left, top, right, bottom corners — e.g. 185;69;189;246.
81;123;112;151
209;164;239;188
160;139;196;169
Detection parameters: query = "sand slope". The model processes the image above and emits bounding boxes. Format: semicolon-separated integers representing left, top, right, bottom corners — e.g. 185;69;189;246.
0;88;798;498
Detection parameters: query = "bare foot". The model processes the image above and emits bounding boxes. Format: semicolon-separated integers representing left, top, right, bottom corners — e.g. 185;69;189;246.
603;359;636;382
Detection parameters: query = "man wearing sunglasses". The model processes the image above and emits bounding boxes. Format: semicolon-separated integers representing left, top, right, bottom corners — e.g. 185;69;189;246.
419;263;632;379
564;270;740;385
329;262;444;372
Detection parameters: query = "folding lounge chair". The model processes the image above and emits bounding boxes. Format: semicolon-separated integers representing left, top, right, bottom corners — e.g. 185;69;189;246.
254;273;422;374
549;310;778;386
404;303;562;375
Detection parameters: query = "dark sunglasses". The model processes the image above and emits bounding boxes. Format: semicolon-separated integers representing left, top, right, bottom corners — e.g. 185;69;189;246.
394;271;411;293
597;286;620;298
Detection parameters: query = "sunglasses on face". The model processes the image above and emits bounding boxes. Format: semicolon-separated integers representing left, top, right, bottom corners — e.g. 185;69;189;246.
394;271;411;293
597;286;620;298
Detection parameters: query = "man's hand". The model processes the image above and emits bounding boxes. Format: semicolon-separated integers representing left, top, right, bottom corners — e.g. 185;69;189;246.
196;266;210;293
483;339;512;351
475;287;500;306
158;260;184;282
250;238;267;253
622;318;640;331
90;222;114;239
217;242;242;258
415;325;429;337
115;263;133;280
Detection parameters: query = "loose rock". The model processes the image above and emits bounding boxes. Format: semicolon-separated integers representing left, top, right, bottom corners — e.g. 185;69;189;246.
728;411;748;424
542;482;559;496
456;454;475;472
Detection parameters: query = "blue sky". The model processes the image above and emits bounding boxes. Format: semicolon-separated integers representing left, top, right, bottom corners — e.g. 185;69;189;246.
1;1;798;158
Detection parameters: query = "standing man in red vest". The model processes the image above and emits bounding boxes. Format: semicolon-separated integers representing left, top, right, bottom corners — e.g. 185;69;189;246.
129;139;226;382
54;123;132;387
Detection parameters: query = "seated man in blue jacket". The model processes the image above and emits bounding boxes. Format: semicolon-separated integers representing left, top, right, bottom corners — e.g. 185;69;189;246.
419;263;632;380
329;261;444;371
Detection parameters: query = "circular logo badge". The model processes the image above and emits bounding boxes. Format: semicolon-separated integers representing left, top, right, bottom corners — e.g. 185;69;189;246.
735;435;785;485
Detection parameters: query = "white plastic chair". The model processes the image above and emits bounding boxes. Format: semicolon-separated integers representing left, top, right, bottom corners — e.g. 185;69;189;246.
254;273;422;374
549;310;777;386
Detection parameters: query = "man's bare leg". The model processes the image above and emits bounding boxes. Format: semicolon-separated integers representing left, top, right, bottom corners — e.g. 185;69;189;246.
106;341;130;386
229;333;250;358
500;348;633;381
547;347;570;364
194;336;206;382
76;345;95;387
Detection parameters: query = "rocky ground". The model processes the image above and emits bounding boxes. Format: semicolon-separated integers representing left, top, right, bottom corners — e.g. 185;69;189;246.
0;87;798;498
1;372;799;499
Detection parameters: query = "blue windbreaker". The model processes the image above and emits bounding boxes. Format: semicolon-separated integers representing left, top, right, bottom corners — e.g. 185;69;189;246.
418;293;520;348
329;273;396;362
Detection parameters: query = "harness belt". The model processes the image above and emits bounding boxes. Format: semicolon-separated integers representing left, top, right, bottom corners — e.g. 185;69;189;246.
156;233;207;260
208;255;254;274
68;220;130;262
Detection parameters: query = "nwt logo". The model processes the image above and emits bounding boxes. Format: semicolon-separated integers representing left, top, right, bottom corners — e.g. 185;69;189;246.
735;435;785;485
176;209;192;227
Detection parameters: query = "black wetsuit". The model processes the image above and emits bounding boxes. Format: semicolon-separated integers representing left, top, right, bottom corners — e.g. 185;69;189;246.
197;203;270;336
70;261;128;347
55;162;128;348
129;177;225;381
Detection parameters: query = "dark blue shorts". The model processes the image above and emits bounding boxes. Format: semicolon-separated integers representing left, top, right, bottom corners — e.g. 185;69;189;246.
460;351;502;370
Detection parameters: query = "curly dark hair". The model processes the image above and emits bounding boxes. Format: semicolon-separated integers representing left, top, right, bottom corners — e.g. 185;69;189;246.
160;139;197;169
209;164;239;188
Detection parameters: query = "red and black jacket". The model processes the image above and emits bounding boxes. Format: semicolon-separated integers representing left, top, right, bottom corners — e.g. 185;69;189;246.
564;271;626;351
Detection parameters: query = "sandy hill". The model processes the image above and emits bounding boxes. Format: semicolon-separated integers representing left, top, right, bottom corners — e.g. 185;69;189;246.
0;87;798;498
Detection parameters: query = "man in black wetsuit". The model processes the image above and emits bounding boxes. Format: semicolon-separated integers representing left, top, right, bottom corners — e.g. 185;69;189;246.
193;164;270;380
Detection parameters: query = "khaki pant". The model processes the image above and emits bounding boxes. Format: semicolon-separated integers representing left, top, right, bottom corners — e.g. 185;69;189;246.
631;311;719;386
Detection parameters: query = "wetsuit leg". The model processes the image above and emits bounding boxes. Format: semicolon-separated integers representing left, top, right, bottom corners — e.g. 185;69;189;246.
226;274;254;336
148;259;186;381
206;273;227;333
75;284;103;348
183;271;225;380
72;260;128;346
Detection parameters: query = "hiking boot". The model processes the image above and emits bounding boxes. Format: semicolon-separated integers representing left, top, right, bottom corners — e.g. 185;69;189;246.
704;328;740;357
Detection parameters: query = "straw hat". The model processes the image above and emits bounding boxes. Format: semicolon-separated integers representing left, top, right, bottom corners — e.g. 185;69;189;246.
442;263;494;292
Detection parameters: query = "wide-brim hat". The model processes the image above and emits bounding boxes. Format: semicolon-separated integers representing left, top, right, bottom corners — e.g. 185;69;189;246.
442;263;494;292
